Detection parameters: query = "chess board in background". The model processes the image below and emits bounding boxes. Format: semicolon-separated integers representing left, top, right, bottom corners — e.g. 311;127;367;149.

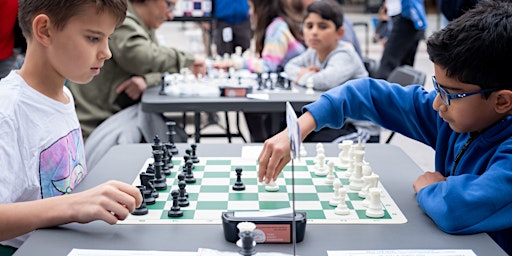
120;157;407;225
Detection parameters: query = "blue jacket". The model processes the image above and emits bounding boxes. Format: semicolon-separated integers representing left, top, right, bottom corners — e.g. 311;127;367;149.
304;78;512;254
214;0;250;24
401;0;427;30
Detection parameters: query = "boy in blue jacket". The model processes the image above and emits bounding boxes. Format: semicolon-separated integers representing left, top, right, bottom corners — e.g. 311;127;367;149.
257;0;512;254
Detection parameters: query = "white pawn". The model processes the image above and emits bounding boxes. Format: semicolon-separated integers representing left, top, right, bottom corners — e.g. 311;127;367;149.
349;162;364;191
329;179;342;206
324;161;335;184
315;154;328;176
365;188;385;218
334;187;350;215
305;77;314;94
264;179;280;192
300;143;307;157
362;162;373;177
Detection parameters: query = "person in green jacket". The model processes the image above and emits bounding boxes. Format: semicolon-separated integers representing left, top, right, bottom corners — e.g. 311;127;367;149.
68;0;205;169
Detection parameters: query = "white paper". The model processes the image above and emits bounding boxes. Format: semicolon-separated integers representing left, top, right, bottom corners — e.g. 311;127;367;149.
246;93;269;100
327;249;477;256
67;249;197;256
285;102;301;160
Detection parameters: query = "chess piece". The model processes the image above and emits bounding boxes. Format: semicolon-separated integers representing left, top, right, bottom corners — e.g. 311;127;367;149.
178;180;190;207
165;121;179;155
300;144;307;157
167;189;183;217
329;179;342;206
152;149;167;191
337;140;353;169
132;186;148;215
237;222;257;256
232;167;246;191
190;144;199;163
365;188;385;218
184;159;196;183
324;161;335;185
264;179;279;192
139;172;157;203
334;187;350;215
177;173;189;198
305;77;314;94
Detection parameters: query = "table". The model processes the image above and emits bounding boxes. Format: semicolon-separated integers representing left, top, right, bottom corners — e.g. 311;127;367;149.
14;143;506;255
141;85;321;142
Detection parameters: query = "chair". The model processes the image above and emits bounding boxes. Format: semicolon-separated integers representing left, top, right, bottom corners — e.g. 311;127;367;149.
384;65;426;143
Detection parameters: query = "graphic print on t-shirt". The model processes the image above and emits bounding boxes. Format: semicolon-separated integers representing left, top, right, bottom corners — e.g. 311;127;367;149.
39;129;87;198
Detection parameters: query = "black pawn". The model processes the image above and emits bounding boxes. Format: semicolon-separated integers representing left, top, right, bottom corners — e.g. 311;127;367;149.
178;181;190;207
190;144;199;163
177;173;189;198
232;167;245;191
132;186;148;215
239;231;256;256
168;189;183;217
184;159;196;183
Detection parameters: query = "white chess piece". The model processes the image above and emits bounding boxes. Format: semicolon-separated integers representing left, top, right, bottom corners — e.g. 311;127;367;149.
329;179;342;206
305;77;314;94
337;140;353;169
315;154;328;176
334;187;350;215
365;188;385;218
349;162;364;191
300;144;307;157
324;161;335;184
362;174;380;207
265;179;280;192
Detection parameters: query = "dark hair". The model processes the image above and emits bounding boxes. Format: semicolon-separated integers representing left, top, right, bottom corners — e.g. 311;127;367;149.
251;0;302;55
426;0;512;91
305;0;344;29
18;0;127;40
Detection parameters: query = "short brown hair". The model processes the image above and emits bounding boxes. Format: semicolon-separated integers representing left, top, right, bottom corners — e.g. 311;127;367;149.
18;0;127;39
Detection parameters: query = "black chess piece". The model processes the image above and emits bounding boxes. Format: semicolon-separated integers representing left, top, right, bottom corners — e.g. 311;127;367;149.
178;181;190;207
159;72;168;95
257;73;263;90
184;159;196;183
152;149;168;191
177;173;189;198
190;144;199;163
238;230;256;256
168;189;183;217
165;121;179;155
232;167;246;191
139;173;157;204
132;186;149;215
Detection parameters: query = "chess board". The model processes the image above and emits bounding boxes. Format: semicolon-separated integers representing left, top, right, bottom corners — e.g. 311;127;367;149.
120;157;407;225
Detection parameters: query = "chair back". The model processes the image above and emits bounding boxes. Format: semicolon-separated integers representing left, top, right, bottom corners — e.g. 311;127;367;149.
386;65;426;86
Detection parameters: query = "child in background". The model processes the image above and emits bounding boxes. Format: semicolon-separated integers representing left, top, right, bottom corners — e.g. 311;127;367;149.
0;0;142;252
285;0;367;91
258;1;512;254
285;0;379;143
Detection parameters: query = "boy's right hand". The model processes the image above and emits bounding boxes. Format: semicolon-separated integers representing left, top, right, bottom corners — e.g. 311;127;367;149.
68;180;143;225
257;130;292;183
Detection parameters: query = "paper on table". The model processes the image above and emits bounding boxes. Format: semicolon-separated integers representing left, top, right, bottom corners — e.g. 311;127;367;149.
67;249;197;256
246;93;269;100
327;249;476;256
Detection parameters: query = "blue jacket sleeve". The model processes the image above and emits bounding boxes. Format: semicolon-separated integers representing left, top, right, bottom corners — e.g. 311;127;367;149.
303;77;438;146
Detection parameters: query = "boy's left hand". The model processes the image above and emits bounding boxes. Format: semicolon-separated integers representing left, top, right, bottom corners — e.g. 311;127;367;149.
413;171;446;193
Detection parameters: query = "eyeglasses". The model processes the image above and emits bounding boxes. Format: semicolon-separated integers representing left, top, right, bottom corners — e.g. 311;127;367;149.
431;76;497;105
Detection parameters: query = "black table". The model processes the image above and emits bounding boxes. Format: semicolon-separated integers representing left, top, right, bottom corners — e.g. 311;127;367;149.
141;86;321;142
14;143;506;255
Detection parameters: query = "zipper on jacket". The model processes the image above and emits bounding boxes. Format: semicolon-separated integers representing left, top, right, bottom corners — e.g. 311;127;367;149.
451;134;477;176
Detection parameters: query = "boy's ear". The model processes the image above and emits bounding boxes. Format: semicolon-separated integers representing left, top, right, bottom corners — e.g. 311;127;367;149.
337;26;345;39
32;14;52;47
494;90;512;114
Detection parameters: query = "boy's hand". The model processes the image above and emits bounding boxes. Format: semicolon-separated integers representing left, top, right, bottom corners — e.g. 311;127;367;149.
257;130;292;183
413;171;446;193
115;76;147;100
190;56;206;78
68;180;143;225
296;66;319;84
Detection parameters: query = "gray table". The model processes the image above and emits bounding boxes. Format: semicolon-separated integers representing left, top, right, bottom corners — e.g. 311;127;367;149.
14;143;506;255
141;86;321;142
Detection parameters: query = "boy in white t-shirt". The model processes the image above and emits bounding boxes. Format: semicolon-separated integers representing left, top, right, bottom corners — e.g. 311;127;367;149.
0;0;142;251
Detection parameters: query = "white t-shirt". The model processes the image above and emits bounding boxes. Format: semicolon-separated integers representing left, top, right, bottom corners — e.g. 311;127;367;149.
386;0;402;17
0;71;88;248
